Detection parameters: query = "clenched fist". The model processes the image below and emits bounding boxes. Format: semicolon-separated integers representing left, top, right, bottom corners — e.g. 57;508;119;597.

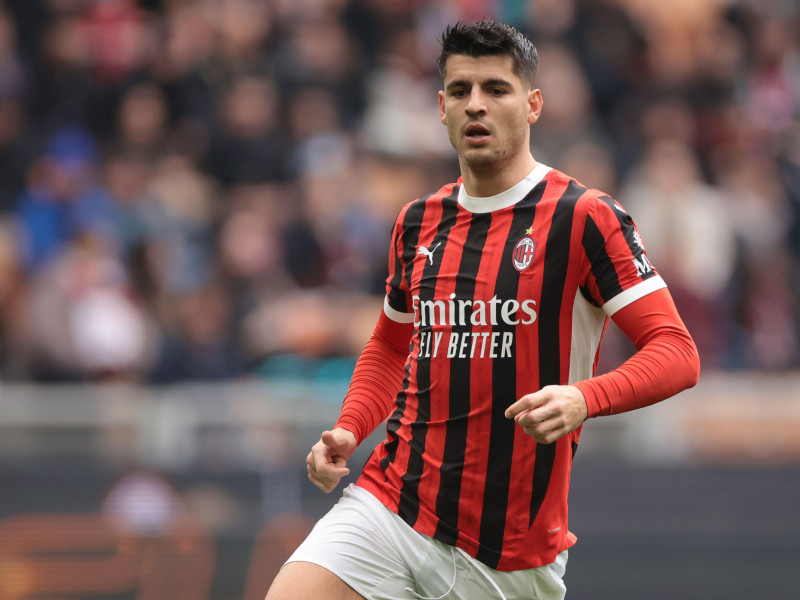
505;385;588;444
306;428;357;493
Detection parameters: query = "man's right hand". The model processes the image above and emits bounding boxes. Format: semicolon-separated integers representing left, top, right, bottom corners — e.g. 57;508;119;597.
306;428;357;493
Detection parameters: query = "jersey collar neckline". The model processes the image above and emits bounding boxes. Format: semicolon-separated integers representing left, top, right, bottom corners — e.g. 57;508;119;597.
457;163;552;214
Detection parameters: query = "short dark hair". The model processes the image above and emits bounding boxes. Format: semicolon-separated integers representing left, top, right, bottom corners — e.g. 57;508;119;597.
437;21;539;87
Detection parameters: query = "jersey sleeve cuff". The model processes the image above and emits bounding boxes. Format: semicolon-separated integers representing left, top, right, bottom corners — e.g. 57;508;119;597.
333;419;363;445
573;380;601;419
602;275;667;317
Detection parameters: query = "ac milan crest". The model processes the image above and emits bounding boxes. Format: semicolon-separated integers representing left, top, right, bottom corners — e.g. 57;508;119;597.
513;236;535;271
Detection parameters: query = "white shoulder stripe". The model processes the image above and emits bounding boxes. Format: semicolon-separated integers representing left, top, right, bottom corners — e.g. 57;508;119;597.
603;276;667;316
384;296;415;323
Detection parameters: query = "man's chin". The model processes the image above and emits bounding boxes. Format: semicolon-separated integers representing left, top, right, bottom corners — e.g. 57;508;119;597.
461;148;504;171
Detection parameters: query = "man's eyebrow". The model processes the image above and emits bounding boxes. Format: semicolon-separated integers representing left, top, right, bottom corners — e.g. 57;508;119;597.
445;78;514;91
445;79;471;91
481;78;514;88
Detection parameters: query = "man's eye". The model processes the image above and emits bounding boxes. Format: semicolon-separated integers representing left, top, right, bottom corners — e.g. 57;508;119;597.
452;90;466;98
490;88;506;96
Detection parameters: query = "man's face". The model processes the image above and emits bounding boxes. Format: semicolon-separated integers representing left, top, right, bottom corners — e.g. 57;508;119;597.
438;54;542;174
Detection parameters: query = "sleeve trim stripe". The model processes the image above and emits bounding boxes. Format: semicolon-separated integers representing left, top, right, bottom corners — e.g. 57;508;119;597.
384;296;415;323
603;276;667;316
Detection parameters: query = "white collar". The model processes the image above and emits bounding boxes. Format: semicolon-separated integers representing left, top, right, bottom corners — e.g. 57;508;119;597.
457;163;552;214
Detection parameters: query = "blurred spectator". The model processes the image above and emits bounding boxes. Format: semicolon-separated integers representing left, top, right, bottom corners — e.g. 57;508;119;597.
143;151;219;306
620;139;737;368
15;126;117;272
530;43;615;169
100;468;217;598
26;231;155;381
152;2;218;159
554;0;648;121
0;98;36;212
273;15;365;124
0;9;26;99
688;15;746;163
211;0;275;76
719;152;798;369
206;75;293;185
0;219;29;378
745;17;798;143
525;0;578;40
287;86;354;178
782;124;800;277
361;24;451;158
114;81;171;157
619;0;721;86
102;469;190;534
149;281;245;383
311;154;432;293
35;14;95;129
217;183;291;295
78;0;151;85
242;288;380;360
103;148;165;254
559;140;618;196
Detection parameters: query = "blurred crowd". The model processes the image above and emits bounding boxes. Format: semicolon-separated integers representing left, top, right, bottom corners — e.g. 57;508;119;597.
0;0;798;383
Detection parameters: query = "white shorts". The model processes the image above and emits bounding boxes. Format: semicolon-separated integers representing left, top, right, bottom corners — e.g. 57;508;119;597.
285;484;567;600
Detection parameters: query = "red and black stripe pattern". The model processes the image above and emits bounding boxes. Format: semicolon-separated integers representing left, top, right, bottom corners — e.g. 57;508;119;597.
357;169;660;571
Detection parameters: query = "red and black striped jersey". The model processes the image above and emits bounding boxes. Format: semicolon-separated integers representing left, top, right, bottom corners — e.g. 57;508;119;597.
355;164;666;571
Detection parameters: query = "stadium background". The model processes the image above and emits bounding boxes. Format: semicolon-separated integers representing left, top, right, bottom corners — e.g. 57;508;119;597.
0;0;798;597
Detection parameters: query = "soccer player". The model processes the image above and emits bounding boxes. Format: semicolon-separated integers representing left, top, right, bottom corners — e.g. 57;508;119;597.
266;20;700;600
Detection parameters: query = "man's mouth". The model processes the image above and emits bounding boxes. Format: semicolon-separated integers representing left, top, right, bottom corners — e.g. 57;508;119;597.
464;123;491;144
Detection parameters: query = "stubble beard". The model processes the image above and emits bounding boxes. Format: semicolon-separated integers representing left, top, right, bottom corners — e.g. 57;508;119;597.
455;127;529;179
460;148;508;176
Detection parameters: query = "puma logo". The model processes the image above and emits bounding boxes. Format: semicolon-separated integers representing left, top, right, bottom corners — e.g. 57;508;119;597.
417;242;441;265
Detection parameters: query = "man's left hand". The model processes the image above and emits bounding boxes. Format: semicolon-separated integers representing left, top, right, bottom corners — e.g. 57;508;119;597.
505;385;588;444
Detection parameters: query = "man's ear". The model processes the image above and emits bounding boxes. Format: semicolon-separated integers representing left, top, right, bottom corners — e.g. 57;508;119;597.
438;90;447;125
528;88;543;125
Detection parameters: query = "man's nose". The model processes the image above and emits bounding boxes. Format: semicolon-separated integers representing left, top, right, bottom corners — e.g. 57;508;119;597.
465;89;487;115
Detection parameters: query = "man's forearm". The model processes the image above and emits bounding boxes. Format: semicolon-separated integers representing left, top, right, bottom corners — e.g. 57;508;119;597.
575;289;701;418
335;312;413;443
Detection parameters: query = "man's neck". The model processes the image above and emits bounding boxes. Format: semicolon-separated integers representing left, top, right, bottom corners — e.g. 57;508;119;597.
459;154;538;197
